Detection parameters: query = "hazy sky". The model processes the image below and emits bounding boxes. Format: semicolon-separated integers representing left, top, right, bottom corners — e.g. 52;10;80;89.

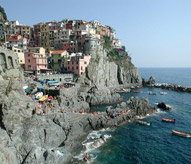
1;0;191;67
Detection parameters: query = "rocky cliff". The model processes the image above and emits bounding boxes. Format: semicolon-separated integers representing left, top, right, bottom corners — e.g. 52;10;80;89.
86;49;142;89
77;48;142;105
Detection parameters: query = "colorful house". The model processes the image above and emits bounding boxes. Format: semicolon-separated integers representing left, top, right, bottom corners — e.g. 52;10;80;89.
12;47;25;68
50;50;69;72
64;53;91;75
24;47;50;75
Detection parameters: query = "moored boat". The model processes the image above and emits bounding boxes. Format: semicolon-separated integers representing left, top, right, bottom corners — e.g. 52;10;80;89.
133;90;139;93
122;88;131;92
172;129;191;137
160;92;168;95
148;91;156;95
136;119;152;126
162;118;175;123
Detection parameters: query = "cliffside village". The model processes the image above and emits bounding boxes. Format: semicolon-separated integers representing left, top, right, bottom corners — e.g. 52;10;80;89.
0;19;122;76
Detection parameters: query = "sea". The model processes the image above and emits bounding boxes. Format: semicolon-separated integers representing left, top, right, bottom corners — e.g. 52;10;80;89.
75;68;191;164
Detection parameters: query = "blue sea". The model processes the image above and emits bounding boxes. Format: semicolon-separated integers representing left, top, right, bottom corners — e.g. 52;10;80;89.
89;68;191;164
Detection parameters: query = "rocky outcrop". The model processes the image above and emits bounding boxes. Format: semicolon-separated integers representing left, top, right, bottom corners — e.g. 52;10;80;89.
157;102;172;111
153;83;191;93
85;50;142;89
142;76;156;86
77;49;141;105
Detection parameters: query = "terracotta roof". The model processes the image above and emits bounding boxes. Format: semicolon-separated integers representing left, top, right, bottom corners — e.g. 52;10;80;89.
9;38;19;42
51;50;66;54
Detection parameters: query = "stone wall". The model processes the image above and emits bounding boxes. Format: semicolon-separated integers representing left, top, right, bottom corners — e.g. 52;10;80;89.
0;46;20;71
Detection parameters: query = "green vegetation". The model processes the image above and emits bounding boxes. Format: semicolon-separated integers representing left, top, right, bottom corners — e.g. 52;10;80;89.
0;5;8;21
108;46;128;61
103;36;112;49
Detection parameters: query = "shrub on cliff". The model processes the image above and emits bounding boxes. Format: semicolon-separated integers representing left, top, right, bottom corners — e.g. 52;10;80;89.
103;36;112;49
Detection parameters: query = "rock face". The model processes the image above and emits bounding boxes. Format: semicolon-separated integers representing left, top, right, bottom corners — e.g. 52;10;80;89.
78;49;142;105
157;102;172;111
86;50;142;89
142;76;156;86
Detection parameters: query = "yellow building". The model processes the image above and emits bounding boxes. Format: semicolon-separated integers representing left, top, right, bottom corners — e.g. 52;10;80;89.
40;23;50;54
20;25;33;39
12;47;25;68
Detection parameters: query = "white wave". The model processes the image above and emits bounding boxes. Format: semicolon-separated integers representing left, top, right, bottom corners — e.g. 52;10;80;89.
136;116;146;119
86;131;101;140
155;108;166;114
74;129;112;162
104;134;112;140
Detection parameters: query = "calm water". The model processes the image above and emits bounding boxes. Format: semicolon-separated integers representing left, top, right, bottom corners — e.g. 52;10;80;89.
90;68;191;164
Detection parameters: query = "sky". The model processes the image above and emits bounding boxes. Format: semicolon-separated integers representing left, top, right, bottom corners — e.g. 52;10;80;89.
1;0;191;67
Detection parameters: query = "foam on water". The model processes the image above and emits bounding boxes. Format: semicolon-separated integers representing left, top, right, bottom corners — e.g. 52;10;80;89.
74;129;112;162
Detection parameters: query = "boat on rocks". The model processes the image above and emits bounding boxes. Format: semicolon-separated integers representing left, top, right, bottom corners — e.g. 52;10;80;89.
35;92;43;99
136;119;152;126
39;95;48;101
122;88;131;92
172;129;191;137
162;118;175;123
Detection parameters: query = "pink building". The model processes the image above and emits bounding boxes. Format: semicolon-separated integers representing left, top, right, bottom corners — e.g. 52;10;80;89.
25;47;50;75
65;53;91;75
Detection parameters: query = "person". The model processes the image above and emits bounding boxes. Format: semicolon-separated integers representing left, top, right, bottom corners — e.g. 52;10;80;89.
84;153;89;161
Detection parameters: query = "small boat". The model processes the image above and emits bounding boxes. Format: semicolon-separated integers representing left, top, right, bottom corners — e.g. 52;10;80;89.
136;119;152;126
148;91;156;95
160;92;168;95
37;86;45;91
122;88;131;92
39;95;48;101
35;92;43;99
133;90;139;93
49;82;60;86
162;118;175;123
47;80;59;84
172;129;191;137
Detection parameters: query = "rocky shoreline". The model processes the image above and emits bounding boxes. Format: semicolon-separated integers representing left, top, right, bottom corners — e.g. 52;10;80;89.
142;76;191;93
153;83;191;93
0;77;156;164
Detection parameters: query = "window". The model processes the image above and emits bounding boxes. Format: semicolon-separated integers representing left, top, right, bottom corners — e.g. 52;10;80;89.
76;66;78;69
68;67;69;69
72;66;74;70
28;54;30;56
20;60;22;62
72;61;74;64
18;50;21;52
28;59;30;62
28;65;31;69
14;50;16;52
84;61;87;64
81;66;83;70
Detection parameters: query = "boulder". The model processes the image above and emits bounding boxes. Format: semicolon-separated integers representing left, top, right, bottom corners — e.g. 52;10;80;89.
157;102;172;111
